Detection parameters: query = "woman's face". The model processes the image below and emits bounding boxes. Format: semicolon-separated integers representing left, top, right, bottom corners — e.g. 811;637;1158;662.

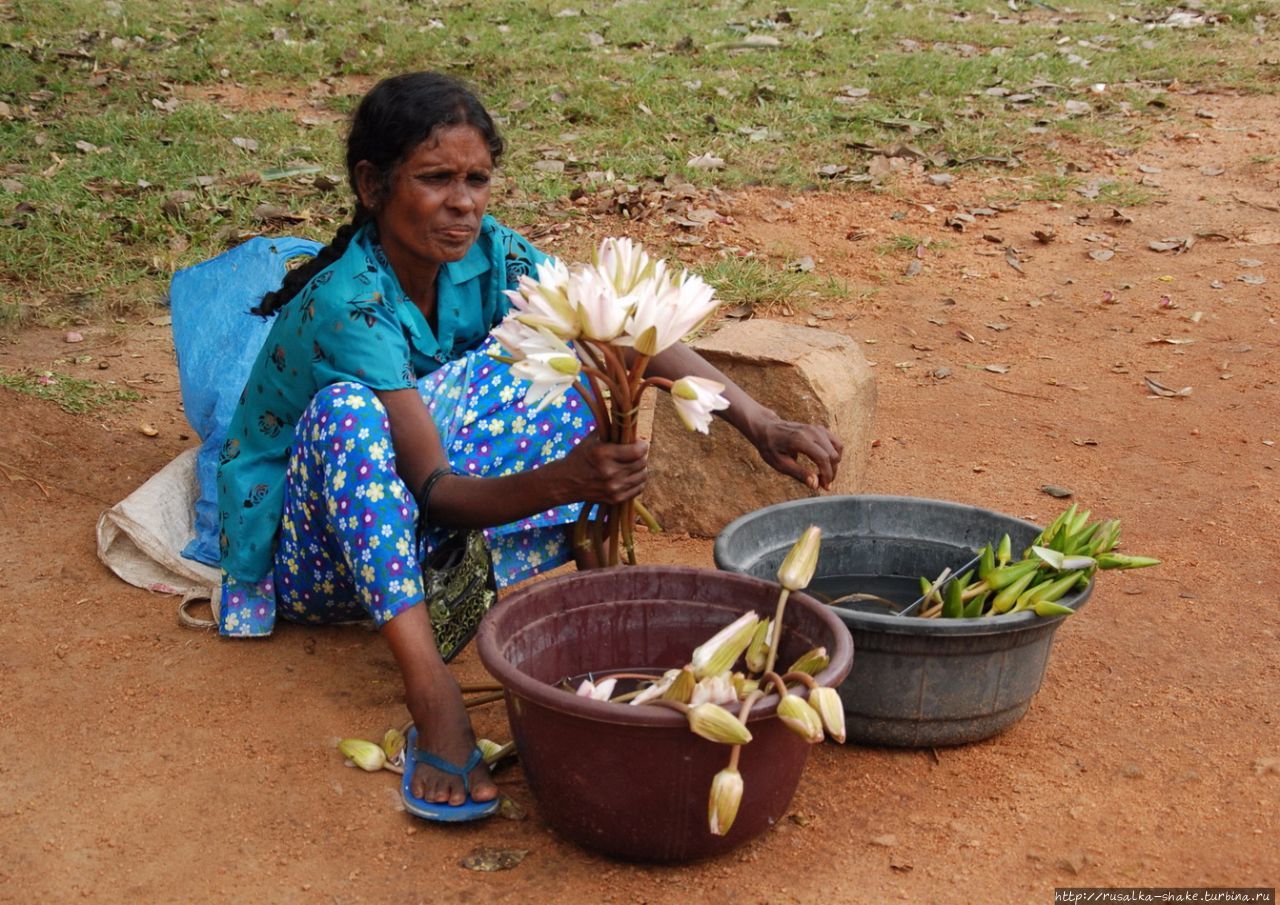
359;124;493;275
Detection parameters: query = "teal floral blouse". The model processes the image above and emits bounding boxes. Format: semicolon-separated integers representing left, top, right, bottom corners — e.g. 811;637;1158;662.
216;216;548;582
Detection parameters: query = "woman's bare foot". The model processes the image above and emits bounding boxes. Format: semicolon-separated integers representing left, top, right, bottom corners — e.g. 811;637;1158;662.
408;675;498;807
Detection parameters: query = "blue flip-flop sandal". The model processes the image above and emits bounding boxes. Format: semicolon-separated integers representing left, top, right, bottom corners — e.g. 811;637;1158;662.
401;727;501;822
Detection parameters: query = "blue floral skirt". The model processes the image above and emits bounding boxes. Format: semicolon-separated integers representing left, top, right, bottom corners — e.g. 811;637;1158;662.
216;339;594;637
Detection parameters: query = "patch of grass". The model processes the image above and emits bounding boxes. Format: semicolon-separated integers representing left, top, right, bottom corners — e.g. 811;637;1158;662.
693;257;847;317
1096;182;1158;207
878;233;929;255
0;368;143;414
1;0;1275;325
875;233;952;255
1016;172;1083;203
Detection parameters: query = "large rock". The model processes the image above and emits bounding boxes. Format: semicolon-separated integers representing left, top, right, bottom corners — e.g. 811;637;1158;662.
645;320;877;537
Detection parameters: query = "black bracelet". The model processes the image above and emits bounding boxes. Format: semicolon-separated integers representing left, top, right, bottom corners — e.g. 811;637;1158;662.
415;466;456;533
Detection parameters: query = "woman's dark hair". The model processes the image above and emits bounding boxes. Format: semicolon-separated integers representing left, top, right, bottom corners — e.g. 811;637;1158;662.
253;71;504;316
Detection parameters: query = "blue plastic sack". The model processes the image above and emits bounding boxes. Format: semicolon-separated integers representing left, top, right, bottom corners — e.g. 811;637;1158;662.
169;236;323;567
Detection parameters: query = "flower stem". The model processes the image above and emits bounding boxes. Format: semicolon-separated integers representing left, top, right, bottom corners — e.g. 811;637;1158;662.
645;698;691;717
633;500;662;533
779;670;818;691
762;670;794;698
763;588;791;675
572;378;608;434
618;497;636;565
640;375;675;393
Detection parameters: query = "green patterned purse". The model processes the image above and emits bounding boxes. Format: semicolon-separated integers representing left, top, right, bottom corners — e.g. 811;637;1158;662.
416;467;496;663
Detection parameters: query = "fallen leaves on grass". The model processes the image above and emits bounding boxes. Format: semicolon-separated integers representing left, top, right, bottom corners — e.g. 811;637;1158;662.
687;152;726;170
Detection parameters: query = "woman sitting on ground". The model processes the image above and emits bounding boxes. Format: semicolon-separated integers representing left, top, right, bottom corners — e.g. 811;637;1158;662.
216;70;842;820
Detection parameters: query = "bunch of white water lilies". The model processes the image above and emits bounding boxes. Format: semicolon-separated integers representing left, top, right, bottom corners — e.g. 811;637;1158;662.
492;237;730;567
571;526;844;836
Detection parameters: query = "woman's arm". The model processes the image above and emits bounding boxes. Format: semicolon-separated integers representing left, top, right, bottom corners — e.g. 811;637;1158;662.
375;387;648;528
644;342;844;490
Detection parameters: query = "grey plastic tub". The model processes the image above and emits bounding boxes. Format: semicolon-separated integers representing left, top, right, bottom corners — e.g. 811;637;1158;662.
714;496;1092;747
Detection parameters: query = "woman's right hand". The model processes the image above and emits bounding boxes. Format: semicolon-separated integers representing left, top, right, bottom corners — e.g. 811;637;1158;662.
556;433;649;505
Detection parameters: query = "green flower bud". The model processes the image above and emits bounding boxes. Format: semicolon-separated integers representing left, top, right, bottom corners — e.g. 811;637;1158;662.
777;694;824;744
380;728;406;762
1095;552;1161;570
690;611;760;679
787;646;830;677
807;686;846;744
663;666;697;704
1033;600;1076;618
977;544;996;581
732;672;760;698
687;703;753;745
708;766;744;836
744;618;772;674
476;738;505;762
996;533;1012;567
777;526;822;592
338;738;387;772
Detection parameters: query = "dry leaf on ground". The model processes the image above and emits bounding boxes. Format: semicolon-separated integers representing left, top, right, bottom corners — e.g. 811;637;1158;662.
1144;377;1192;397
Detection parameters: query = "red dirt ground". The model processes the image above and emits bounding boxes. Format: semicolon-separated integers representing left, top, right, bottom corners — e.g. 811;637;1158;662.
1;93;1276;903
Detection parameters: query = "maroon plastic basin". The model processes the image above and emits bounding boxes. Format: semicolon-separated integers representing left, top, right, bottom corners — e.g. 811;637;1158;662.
476;566;854;862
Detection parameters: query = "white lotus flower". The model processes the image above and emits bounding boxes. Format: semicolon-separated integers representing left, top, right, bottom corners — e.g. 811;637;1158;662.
490;314;534;361
628;668;681;706
571;266;632;341
670;376;730;434
576;677;618;701
508;327;583;411
504;258;578;339
595;237;661;295
620;271;719;357
688;671;738;707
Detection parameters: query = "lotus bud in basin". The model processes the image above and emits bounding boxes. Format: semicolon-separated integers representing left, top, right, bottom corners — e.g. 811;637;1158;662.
1095;552;1161;570
787;646;830;677
689;611;759;679
686;703;753;745
744;618;772;674
776;695;824;744
663;666;696;704
1033;600;1076;618
338;738;387;772
807;686;846;744
707;766;744;837
777;526;822;592
731;672;759;698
